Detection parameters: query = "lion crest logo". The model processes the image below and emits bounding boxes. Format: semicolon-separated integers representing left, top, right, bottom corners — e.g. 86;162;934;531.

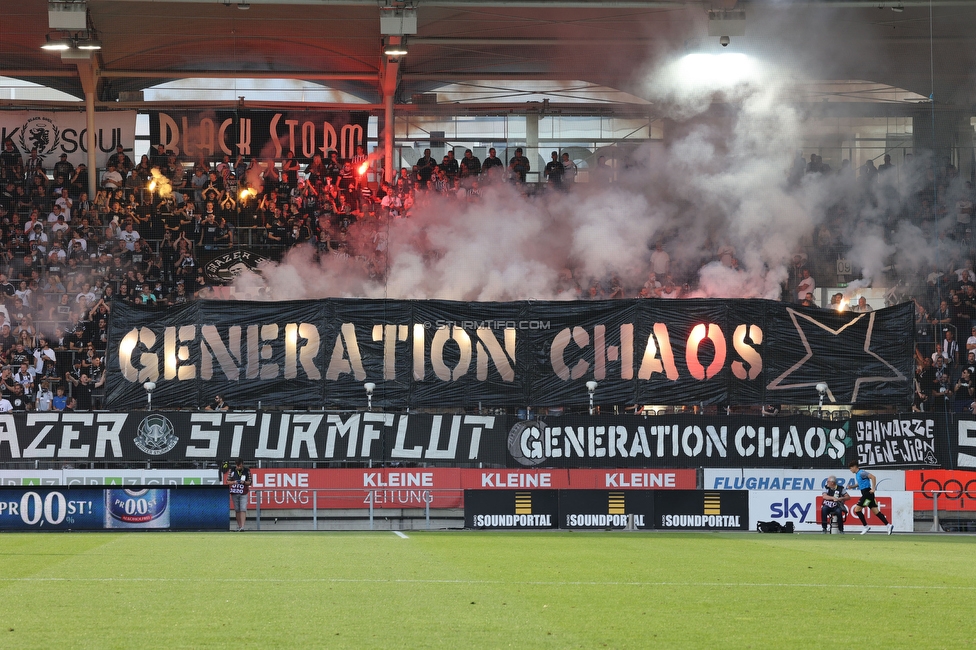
17;116;61;162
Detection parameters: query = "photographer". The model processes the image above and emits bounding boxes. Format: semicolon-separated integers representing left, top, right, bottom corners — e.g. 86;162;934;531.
224;458;251;532
820;476;849;534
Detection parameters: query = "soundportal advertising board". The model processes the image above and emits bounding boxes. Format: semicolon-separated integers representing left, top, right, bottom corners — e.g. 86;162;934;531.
464;490;750;531
0;486;229;531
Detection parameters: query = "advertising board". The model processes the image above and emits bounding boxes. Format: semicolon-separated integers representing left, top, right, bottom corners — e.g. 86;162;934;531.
653;490;750;530
747;490;914;532
703;468;905;492
246;468;696;510
464;490;559;529
559;490;654;529
0;486;228;531
0;469;223;486
905;470;976;512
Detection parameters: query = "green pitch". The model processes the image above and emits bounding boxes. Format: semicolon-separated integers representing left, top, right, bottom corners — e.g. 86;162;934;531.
1;532;973;648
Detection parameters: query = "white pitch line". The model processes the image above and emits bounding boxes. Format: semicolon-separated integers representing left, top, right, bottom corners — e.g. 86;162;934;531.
393;531;409;539
1;577;974;590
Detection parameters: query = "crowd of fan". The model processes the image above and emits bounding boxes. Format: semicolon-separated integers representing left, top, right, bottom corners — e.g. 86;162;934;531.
2;128;975;412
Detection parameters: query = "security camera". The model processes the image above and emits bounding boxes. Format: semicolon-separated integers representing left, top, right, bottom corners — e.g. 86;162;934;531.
143;381;156;393
816;382;828;396
720;35;730;47
364;382;376;396
585;381;598;394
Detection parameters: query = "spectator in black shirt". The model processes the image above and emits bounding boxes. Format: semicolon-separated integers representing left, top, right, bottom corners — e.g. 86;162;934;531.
0;367;18;394
53;154;74;183
0;325;16;351
416;149;436;184
7;383;29;412
544;151;564;187
106;145;133;176
9;343;31;368
205;394;229;411
441;151;460;180
68;324;89;351
509;148;530;183
0;274;15;299
1;139;23;169
74;373;95;410
459;149;482;178
199;213;219;250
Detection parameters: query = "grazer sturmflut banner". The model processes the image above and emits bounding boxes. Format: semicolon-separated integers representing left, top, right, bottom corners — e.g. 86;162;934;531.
148;110;368;161
104;299;914;411
0;412;509;465
0;412;951;468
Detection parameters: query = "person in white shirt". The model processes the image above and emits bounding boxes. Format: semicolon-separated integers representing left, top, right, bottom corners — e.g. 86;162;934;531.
943;330;960;366
797;269;816;301
50;215;69;234
650;242;670;276
101;164;123;190
851;296;873;313
0;397;12;413
47;203;65;223
561;152;577;184
35;382;54;412
966;326;976;353
28;224;48;254
55;188;73;221
13;362;35;395
954;263;976;285
22;211;43;233
119;223;141;251
34;339;56;376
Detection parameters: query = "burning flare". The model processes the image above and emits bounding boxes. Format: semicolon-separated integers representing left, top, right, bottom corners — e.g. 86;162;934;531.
147;167;171;197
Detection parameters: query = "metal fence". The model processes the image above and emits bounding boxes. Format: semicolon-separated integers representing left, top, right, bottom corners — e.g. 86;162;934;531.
247;487;463;531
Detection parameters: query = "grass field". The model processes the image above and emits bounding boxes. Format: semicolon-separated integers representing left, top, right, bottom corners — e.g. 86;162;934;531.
1;531;973;648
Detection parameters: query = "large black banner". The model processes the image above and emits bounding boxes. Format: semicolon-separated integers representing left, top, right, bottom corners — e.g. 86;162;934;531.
148;110;368;161
0;412;508;465
0;411;953;469
505;414;854;469
104;299;914;411
953;417;976;470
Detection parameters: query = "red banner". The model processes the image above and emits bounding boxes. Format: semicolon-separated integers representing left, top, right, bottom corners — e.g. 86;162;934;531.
906;470;976;512
246;468;696;509
815;496;892;527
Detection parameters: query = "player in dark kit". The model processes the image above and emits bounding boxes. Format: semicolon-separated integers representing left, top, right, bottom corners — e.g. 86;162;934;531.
848;461;893;535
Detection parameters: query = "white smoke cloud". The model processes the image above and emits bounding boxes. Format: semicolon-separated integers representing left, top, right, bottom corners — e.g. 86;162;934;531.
226;52;968;307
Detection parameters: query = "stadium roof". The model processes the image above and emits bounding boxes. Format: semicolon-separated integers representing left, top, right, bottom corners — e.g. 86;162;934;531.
1;0;974;109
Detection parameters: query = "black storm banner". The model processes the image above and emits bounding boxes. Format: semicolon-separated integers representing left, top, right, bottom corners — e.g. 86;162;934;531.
104;299;914;411
147;110;368;162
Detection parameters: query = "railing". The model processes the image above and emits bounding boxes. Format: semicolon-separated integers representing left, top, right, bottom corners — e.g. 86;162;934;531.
247;487;463;532
922;489;976;533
